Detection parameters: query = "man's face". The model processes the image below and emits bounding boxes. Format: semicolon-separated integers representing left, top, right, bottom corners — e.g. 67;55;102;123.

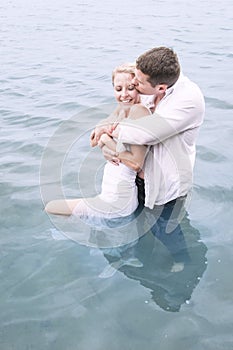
133;68;157;95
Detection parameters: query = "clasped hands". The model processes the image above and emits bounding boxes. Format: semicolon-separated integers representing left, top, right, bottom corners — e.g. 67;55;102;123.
90;122;120;165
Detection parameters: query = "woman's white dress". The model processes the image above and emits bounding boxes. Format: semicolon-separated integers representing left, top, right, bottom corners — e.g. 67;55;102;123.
72;161;138;219
72;98;153;220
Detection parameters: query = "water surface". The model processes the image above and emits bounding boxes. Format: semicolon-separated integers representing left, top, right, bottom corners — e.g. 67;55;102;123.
1;0;233;349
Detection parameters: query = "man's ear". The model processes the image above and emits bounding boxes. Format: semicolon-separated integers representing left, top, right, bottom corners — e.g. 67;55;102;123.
158;84;167;93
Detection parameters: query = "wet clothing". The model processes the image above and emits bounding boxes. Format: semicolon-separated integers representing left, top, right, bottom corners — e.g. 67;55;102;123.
118;73;205;208
73;162;138;219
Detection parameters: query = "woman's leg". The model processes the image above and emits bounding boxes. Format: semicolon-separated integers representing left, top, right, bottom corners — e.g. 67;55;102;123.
45;199;81;216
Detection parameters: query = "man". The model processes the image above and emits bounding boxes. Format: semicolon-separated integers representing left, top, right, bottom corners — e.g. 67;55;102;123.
95;46;205;209
92;47;205;263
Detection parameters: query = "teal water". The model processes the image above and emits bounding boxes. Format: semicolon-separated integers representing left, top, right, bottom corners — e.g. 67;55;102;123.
1;0;233;349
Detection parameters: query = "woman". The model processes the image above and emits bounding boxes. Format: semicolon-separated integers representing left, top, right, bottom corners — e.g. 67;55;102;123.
45;63;150;218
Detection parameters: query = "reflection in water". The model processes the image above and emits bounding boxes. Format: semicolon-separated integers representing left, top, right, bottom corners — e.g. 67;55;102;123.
101;200;208;312
49;197;207;312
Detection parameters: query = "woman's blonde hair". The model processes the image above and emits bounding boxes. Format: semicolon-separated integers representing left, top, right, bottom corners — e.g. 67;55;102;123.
112;62;136;84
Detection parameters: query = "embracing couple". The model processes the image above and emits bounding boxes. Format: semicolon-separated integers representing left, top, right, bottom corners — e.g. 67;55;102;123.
45;46;205;232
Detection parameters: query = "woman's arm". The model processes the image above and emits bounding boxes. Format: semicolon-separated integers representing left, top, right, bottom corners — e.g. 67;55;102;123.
98;133;147;172
97;103;150;170
117;144;147;172
98;133;117;152
115;104;149;171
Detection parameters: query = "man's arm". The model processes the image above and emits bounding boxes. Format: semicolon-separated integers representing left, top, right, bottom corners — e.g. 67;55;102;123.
90;105;128;147
114;90;205;146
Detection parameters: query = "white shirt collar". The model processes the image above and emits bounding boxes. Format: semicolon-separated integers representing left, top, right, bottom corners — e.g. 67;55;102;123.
140;72;184;108
139;94;155;110
165;72;184;96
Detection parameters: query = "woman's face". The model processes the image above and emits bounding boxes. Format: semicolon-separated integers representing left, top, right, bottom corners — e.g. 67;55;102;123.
113;72;139;106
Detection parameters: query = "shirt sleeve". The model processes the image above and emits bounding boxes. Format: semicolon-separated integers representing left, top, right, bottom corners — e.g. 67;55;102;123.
118;89;205;146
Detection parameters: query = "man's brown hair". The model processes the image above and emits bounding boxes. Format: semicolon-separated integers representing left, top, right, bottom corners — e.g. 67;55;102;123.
136;47;180;87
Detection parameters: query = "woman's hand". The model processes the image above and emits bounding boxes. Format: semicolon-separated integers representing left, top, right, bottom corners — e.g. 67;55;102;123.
90;124;115;147
101;144;120;165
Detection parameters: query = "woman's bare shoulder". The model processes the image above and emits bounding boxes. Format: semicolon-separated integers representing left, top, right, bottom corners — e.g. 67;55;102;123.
128;103;150;120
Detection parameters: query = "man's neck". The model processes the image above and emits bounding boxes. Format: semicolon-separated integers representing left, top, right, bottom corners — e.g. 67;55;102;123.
154;93;165;109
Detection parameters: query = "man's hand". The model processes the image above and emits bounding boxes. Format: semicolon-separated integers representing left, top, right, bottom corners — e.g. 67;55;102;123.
111;124;120;139
90;129;98;147
90;122;120;164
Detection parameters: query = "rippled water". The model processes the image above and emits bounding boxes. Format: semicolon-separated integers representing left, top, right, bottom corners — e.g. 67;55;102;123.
1;0;233;349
